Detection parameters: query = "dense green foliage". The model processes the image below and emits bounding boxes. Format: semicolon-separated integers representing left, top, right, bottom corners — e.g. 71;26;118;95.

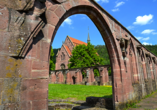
68;43;104;68
48;84;112;101
144;45;157;56
49;47;55;71
52;48;60;64
93;68;100;77
94;45;110;65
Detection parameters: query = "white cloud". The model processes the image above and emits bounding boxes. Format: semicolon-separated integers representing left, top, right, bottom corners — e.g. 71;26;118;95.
133;14;153;25
127;26;134;30
142;42;152;45
115;2;125;7
81;17;86;20
61;18;72;27
135;36;150;41
136;37;143;40
112;8;119;12
64;18;72;25
141;29;155;34
95;0;109;3
142;37;150;40
152;32;157;35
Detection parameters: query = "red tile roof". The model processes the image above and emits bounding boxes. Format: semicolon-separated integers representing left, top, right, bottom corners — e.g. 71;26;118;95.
69;37;87;46
64;45;72;56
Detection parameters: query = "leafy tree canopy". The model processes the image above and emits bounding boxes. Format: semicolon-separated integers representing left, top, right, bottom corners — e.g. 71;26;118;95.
68;42;104;69
94;45;110;65
50;46;55;71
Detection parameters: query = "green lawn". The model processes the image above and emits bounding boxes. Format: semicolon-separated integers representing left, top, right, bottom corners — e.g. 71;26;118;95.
48;84;112;101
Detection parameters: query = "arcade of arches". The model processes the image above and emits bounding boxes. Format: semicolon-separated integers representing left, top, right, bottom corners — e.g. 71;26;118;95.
0;0;157;110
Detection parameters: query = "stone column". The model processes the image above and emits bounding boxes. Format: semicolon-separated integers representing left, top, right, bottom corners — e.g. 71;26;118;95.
65;70;70;84
99;67;105;85
50;71;56;84
86;69;91;85
75;69;80;84
90;68;95;83
79;70;83;83
104;67;109;83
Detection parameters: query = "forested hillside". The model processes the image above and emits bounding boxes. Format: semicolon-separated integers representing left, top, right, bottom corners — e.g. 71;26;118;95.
94;45;110;65
144;45;157;56
52;48;60;64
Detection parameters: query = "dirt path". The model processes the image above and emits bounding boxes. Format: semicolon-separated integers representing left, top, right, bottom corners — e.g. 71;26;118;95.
127;92;157;110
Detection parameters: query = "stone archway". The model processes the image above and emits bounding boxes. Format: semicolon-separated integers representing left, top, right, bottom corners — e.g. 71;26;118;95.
45;1;123;109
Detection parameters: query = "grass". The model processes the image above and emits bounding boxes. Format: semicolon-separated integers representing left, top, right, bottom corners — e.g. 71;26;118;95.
48;84;112;101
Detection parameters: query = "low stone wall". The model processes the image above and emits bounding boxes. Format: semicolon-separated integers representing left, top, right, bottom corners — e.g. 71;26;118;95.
49;65;112;85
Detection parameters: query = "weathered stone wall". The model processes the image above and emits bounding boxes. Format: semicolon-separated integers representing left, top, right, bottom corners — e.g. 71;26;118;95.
0;0;157;110
50;65;111;85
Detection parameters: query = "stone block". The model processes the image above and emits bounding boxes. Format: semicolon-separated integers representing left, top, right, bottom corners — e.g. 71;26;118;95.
63;1;72;11
40;41;50;62
29;89;47;101
0;0;35;10
0;6;9;30
32;60;49;70
49;5;58;12
31;71;49;79
19;101;32;110
54;6;66;18
1;78;21;104
21;79;48;92
46;10;59;26
3;103;19;110
32;99;48;110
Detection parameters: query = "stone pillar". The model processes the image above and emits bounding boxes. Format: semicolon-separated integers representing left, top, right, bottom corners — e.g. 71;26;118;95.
56;71;64;84
147;56;154;80
150;59;155;80
99;67;105;85
86;69;91;85
61;71;64;83
104;67;109;83
90;68;95;83
65;70;70;84
50;71;56;84
75;69;80;84
79;70;83;83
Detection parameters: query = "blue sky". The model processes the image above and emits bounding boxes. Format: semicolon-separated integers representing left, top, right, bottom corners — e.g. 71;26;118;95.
52;0;157;49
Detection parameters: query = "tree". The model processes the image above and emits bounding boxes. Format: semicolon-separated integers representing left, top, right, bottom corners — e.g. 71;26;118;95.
94;45;110;65
49;46;55;71
68;42;104;69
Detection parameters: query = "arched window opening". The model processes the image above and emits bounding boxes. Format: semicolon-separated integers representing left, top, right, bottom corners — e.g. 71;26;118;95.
72;76;76;84
93;68;100;77
61;64;65;69
81;68;86;78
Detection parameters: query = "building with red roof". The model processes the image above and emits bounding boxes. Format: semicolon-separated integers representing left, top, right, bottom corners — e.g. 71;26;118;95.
55;35;90;70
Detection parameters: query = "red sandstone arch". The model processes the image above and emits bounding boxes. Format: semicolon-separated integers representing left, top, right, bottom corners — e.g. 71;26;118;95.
44;0;128;109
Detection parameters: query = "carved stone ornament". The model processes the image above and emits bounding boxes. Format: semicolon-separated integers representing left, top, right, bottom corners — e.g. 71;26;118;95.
2;0;47;57
0;0;35;11
120;38;130;58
